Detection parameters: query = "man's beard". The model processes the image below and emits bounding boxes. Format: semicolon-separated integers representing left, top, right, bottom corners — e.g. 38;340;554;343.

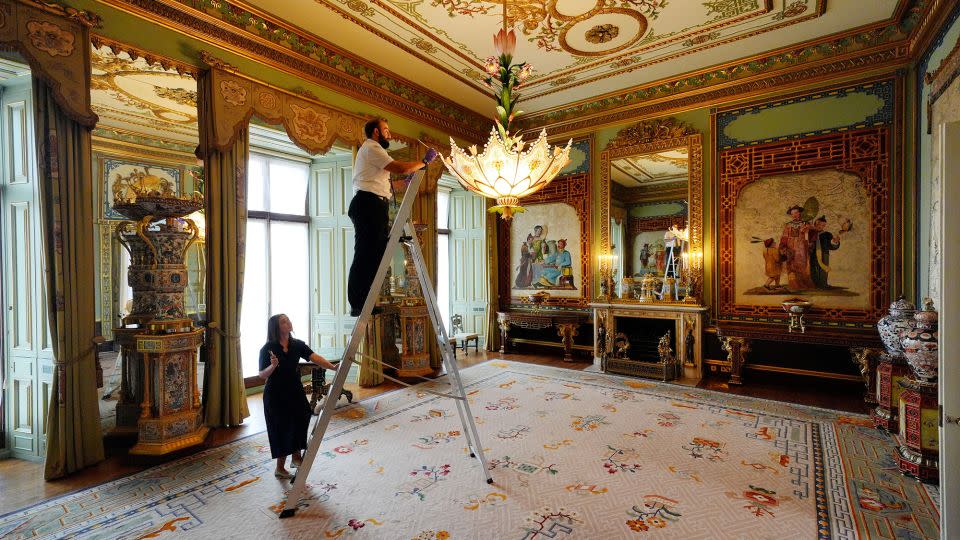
378;134;390;149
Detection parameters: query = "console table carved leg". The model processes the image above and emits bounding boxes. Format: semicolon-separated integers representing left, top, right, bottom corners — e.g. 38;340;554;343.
849;347;881;405
720;336;750;385
497;313;510;355
557;323;579;363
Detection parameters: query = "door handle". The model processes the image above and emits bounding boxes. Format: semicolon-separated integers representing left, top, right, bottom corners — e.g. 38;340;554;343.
946;415;960;426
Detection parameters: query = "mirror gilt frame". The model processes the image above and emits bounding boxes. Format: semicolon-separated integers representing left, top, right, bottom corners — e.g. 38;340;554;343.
599;118;703;302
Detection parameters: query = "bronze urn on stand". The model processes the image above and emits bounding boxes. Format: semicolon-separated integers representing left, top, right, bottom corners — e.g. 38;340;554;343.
111;176;209;455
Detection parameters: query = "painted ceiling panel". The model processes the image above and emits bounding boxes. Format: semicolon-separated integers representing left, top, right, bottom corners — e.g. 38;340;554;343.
90;45;199;145
611;148;688;186
243;0;899;114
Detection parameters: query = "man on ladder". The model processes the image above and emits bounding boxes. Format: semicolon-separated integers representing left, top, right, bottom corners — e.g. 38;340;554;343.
347;117;437;317
280;125;492;518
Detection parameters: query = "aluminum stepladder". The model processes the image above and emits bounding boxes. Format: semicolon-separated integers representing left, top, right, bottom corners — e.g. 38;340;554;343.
279;170;493;518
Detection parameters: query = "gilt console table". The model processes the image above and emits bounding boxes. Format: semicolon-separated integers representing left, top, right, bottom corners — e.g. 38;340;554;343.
714;321;883;398
497;310;590;362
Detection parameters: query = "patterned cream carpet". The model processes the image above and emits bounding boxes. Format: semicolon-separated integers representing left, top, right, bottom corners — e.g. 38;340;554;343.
0;360;940;539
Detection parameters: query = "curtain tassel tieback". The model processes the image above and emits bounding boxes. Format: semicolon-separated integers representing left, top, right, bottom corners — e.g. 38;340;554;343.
206;321;241;341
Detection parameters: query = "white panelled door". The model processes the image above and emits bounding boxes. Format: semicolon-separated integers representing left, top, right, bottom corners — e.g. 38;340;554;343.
2;79;53;460
448;189;487;340
309;154;357;362
938;121;960;537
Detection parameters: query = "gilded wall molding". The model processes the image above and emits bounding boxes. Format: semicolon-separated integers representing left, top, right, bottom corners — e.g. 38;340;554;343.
96;0;487;142
599;125;704;303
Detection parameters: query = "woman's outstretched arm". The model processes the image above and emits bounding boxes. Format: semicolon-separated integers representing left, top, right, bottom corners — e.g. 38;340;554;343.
309;352;338;371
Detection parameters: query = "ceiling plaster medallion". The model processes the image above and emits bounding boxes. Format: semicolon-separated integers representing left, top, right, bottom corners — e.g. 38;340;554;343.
585;24;620;45
560;8;646;56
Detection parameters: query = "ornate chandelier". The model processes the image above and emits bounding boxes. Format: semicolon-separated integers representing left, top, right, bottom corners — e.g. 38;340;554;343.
441;2;571;220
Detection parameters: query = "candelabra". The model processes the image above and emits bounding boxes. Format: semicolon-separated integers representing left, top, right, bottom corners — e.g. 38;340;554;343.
598;254;618;300
682;251;703;304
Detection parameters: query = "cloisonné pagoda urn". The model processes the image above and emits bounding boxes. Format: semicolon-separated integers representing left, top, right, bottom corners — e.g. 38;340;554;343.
111;170;208;455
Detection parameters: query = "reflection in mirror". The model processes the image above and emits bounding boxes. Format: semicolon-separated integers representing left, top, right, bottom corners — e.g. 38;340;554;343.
609;148;688;300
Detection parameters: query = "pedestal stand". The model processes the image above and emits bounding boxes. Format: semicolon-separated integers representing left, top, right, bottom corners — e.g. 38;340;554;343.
873;352;910;432
895;376;939;482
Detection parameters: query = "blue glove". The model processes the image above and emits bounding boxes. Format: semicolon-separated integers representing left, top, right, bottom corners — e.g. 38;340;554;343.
422;148;439;164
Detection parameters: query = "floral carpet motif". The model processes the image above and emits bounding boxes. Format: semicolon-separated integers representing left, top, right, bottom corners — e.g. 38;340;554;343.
0;361;940;539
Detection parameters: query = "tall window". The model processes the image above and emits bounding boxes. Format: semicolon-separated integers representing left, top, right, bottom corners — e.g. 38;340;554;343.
239;153;310;378
437;187;451;329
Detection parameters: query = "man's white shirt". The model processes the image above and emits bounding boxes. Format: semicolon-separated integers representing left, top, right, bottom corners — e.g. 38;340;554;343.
352;139;393;198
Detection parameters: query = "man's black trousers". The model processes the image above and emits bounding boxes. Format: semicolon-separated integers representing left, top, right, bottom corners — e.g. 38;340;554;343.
347;190;390;314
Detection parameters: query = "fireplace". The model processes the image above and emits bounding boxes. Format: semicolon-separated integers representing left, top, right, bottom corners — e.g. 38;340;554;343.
592;303;707;381
612;316;675;362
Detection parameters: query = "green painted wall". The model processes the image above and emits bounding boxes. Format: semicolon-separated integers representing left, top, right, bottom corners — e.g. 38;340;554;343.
721;91;886;145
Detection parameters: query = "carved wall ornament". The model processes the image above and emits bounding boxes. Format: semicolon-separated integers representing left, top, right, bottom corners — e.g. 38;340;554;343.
605;118;697;150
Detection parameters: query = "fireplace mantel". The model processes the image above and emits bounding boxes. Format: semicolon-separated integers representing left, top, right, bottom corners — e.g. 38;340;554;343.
590;303;708;381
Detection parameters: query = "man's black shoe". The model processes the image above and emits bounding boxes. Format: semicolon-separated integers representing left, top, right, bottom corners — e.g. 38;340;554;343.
350;306;383;318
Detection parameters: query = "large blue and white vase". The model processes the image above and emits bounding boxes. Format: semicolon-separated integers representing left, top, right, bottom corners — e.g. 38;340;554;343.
901;299;938;383
877;296;916;356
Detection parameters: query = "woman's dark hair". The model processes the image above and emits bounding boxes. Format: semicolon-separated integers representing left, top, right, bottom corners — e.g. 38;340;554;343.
267;313;287;343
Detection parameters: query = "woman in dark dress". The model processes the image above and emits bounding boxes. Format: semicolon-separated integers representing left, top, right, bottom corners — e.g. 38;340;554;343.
258;313;337;479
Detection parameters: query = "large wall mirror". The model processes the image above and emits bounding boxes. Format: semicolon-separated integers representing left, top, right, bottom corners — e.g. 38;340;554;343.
599;118;703;304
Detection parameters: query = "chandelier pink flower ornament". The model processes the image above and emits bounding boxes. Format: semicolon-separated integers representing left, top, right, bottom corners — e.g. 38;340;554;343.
440;3;571;220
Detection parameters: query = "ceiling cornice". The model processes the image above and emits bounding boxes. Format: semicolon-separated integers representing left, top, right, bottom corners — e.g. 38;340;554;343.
906;0;954;58
94;0;489;142
525;46;909;136
521;2;926;132
91;33;199;77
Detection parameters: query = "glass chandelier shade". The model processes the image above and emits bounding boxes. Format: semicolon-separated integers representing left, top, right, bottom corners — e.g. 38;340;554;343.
439;6;571;220
442;127;571;219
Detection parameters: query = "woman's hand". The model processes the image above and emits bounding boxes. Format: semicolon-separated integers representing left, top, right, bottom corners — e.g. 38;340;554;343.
310;352;338;371
259;350;280;381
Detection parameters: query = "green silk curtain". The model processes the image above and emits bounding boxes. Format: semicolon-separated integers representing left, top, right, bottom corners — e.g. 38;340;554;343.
34;82;105;479
484;199;501;352
414;161;441;369
197;70;250;427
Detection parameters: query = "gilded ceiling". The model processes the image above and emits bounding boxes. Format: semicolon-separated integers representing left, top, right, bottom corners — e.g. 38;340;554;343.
90;45;198;146
248;0;900;114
